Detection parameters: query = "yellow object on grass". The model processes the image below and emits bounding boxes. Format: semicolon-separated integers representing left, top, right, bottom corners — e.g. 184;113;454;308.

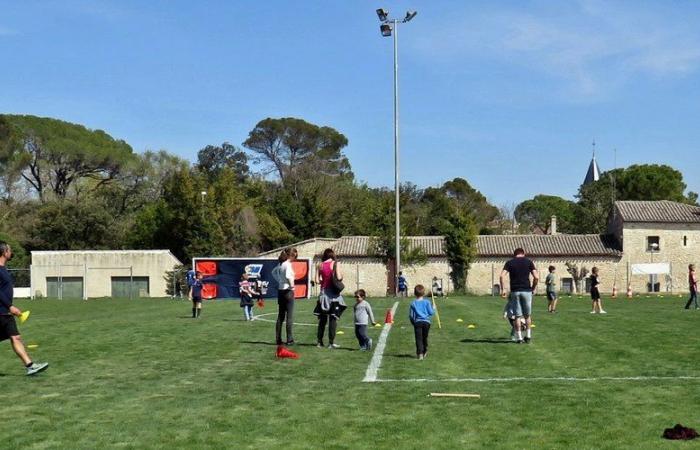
467;324;476;329
20;310;30;324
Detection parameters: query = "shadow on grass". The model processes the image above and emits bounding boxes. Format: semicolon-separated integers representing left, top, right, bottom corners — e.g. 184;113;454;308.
387;353;416;358
460;338;513;344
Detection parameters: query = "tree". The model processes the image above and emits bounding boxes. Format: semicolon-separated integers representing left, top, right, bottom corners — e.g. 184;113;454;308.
515;195;577;234
565;262;589;294
0;115;135;201
242;117;351;196
196;142;248;181
443;210;478;292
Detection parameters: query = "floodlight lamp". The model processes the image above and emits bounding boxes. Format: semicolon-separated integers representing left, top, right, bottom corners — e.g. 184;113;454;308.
376;8;389;22
404;10;417;22
380;23;392;37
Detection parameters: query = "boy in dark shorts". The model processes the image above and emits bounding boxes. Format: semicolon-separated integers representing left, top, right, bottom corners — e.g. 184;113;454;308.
0;241;48;375
546;265;558;313
590;267;606;314
189;272;205;318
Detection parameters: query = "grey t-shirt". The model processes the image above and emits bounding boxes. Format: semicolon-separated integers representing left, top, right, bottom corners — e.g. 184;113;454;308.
546;273;556;293
353;301;375;325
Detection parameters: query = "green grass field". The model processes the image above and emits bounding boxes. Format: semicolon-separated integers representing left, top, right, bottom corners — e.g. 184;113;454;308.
2;294;699;449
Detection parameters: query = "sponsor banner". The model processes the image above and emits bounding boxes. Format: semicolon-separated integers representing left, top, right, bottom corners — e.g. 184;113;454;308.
192;257;311;300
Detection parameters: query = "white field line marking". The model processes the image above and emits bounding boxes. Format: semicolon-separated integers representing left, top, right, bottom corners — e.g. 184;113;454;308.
253;313;354;329
363;301;399;383
375;375;700;383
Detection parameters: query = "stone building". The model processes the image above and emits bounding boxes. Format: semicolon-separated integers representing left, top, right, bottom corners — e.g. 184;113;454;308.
262;200;699;297
30;250;182;299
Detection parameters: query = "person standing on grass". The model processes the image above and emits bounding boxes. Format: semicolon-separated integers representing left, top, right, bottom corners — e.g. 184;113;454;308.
546;265;558;313
589;267;606;314
685;264;698;310
189;272;205;318
239;273;255;321
315;248;346;349
0;241;48;376
397;272;408;297
500;248;539;344
273;248;297;346
409;284;434;360
353;289;376;351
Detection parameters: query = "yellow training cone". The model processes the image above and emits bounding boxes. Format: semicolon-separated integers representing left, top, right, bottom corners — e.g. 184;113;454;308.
27;344;38;349
456;318;464;323
467;324;476;329
531;324;536;328
374;323;382;328
20;311;30;324
336;330;344;335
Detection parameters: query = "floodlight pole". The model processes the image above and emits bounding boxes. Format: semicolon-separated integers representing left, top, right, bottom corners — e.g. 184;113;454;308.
392;18;401;297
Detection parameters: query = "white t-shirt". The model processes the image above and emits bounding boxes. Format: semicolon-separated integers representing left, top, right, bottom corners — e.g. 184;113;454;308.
273;261;295;290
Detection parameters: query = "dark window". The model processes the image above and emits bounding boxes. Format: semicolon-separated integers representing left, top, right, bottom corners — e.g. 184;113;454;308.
684;236;688;247
561;278;573;294
647;236;660;252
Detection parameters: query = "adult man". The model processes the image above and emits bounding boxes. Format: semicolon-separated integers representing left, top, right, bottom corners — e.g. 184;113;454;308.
500;248;539;344
0;241;48;375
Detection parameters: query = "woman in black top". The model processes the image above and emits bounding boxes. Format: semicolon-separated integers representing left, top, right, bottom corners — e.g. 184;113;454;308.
589;267;606;314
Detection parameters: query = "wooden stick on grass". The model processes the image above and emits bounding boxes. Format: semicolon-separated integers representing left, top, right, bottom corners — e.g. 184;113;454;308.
429;393;481;399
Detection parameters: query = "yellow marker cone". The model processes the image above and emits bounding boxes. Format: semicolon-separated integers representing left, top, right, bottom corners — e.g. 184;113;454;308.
467;324;476;329
456;318;464;323
374;323;382;328
531;324;536;328
336;330;344;335
27;344;38;349
20;310;30;324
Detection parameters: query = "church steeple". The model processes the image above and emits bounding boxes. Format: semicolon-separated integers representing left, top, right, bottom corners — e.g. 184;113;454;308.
583;140;601;185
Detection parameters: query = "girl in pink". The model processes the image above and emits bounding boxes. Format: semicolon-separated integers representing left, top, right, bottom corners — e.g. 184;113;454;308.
314;248;346;348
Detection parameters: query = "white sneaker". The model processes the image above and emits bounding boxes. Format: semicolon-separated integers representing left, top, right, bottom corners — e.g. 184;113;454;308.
367;338;373;350
590;311;596;314
328;344;340;349
599;310;607;314
26;362;49;376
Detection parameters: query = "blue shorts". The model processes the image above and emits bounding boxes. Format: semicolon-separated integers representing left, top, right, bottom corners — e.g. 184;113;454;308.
509;291;532;317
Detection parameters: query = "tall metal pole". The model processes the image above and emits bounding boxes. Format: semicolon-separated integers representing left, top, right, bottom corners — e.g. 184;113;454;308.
393;19;401;296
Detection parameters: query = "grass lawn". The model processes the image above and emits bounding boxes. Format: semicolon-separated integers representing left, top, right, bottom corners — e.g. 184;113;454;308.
2;294;699;449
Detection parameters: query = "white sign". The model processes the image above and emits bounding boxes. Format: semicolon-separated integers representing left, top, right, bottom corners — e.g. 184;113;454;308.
631;263;670;275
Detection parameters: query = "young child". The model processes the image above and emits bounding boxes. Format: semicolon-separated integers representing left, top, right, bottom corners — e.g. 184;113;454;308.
503;300;523;342
546;265;558;313
409;284;434;360
685;264;698;310
189;272;204;318
239;274;255;321
590;267;606;314
353;289;376;351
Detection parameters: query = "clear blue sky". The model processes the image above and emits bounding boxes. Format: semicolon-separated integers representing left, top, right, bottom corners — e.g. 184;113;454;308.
2;0;699;206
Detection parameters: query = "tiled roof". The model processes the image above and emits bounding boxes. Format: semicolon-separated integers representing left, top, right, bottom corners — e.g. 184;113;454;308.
321;234;621;258
615;200;700;223
476;234;621;257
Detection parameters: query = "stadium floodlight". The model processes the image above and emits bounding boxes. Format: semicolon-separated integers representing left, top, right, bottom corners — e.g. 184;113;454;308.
403;11;417;22
374;9;417;296
380;23;392;37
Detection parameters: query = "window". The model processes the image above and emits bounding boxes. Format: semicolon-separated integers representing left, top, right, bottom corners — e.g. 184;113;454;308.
684;236;688;247
561;278;573;294
647;236;660;252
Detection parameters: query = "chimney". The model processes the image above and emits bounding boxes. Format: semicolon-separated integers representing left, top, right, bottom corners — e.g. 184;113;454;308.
550;215;557;235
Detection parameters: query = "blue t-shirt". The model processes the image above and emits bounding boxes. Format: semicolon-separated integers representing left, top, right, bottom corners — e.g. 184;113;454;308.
0;266;13;315
409;298;435;324
398;275;407;289
191;280;203;299
186;270;196;287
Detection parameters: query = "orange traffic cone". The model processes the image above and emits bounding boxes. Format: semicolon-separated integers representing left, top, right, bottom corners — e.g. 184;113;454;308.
612;285;618;298
626;284;633;299
276;345;299;359
384;308;394;324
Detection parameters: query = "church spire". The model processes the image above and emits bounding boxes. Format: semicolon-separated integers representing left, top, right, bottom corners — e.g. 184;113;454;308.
583;140;601;185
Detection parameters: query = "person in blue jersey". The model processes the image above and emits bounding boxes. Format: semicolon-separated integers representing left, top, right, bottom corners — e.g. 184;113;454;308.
409;284;435;360
0;241;48;375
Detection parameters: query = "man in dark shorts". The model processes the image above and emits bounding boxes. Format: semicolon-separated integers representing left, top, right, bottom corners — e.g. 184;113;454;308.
500;248;539;344
0;241;48;375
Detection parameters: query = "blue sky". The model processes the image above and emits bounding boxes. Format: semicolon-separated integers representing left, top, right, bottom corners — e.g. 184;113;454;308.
1;0;699;206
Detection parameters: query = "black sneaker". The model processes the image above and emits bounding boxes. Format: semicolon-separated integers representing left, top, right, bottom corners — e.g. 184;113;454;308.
524;337;531;344
285;340;295;346
516;340;524;344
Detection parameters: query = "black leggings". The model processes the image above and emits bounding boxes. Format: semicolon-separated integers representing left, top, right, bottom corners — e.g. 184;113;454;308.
413;322;431;355
275;289;295;345
317;314;337;345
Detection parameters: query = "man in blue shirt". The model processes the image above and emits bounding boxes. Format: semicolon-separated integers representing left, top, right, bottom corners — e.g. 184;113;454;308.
0;241;48;375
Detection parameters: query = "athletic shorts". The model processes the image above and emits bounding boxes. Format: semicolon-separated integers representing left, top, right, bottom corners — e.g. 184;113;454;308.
192;297;202;304
0;315;19;341
547;291;557;302
503;299;519;319
509;291;532;317
591;288;601;301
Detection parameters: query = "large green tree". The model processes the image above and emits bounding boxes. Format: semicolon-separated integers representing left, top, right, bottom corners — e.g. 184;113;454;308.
515;195;577;234
0;115;135;201
196;142;248;181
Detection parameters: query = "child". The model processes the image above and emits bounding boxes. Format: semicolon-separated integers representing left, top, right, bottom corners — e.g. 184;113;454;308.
590;267;606;314
685;264;698;310
189;272;205;318
353;289;376;351
503;300;523;342
546;265;558;313
239;274;255;321
397;272;408;297
409;284;434;360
